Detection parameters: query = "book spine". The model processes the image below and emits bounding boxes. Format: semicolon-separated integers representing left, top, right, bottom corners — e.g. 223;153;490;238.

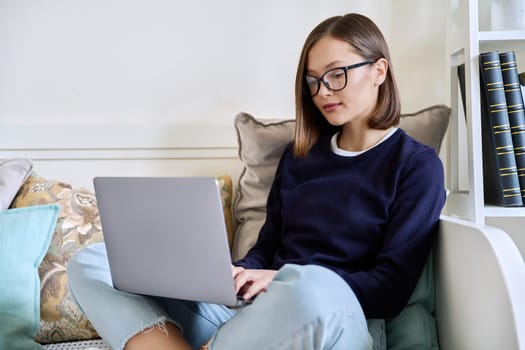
520;72;525;111
500;51;525;204
479;51;523;206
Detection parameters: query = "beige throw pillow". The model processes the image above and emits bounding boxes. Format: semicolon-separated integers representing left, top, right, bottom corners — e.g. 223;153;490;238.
397;105;451;154
231;105;451;260
232;115;295;261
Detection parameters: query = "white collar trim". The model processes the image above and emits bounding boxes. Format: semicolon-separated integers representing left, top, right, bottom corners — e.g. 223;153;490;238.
330;128;398;157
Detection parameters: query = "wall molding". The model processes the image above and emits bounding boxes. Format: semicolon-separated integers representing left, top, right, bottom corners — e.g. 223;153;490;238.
1;124;242;190
1;124;237;156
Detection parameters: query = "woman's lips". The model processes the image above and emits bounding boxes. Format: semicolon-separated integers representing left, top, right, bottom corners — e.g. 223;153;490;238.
323;103;341;112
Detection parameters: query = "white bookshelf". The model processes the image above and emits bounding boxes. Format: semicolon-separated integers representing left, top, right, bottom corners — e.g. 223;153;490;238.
445;0;525;225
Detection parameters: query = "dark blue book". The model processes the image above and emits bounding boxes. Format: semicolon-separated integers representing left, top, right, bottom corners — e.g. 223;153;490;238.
479;51;523;206
499;51;525;204
518;71;525;132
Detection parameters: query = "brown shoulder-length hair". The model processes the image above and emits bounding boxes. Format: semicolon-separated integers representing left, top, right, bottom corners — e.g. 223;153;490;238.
294;13;401;158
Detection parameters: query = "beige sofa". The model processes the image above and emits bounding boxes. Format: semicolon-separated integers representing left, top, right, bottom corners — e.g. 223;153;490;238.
2;106;525;349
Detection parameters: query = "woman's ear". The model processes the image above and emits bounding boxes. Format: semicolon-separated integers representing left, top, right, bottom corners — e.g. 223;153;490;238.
373;58;388;86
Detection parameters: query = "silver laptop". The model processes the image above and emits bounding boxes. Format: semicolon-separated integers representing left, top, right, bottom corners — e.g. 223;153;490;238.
93;176;247;307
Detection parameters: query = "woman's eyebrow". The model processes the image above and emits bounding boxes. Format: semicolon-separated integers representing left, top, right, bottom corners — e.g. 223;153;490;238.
305;60;348;76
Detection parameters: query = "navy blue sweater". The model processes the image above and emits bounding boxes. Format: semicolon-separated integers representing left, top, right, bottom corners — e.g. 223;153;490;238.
234;129;446;319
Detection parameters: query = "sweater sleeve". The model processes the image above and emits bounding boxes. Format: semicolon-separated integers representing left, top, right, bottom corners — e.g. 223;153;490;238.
342;148;446;319
233;147;289;269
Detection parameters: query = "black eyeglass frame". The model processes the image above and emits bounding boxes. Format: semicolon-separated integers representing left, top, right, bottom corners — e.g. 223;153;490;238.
304;60;375;97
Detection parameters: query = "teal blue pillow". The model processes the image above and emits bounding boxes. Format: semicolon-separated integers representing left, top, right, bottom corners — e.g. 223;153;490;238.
0;204;59;350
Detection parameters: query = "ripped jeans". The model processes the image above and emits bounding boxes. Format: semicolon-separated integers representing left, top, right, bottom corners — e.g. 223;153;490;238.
67;243;385;350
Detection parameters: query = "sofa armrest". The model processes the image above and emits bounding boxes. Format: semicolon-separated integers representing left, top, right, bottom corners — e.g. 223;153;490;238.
435;215;525;350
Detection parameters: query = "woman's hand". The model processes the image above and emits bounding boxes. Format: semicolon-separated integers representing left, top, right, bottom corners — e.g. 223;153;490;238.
232;266;277;301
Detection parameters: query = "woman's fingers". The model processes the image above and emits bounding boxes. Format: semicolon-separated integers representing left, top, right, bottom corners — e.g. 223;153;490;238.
233;269;277;299
233;268;251;294
244;270;277;299
241;279;266;300
232;265;244;278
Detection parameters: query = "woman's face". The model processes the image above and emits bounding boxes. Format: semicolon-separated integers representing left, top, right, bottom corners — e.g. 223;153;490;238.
305;36;385;128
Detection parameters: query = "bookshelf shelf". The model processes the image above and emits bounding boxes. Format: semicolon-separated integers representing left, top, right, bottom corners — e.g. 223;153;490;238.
479;30;525;42
485;205;525;217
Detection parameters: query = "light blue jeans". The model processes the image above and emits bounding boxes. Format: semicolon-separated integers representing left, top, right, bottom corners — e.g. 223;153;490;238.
67;243;385;350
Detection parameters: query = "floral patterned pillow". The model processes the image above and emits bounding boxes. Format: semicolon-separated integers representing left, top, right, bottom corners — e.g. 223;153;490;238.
11;173;234;343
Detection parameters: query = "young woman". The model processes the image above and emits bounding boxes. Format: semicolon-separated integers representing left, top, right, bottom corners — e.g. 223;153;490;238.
68;13;445;350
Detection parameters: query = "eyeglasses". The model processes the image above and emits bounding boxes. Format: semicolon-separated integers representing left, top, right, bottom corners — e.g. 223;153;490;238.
304;60;375;96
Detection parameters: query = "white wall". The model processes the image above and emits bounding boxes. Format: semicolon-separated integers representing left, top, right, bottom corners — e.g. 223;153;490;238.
0;1;447;126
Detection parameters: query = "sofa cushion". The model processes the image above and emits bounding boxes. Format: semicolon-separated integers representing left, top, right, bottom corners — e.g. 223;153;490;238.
0;204;59;350
397;105;450;154
232;115;295;261
0;158;33;210
386;304;439;350
407;253;435;312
